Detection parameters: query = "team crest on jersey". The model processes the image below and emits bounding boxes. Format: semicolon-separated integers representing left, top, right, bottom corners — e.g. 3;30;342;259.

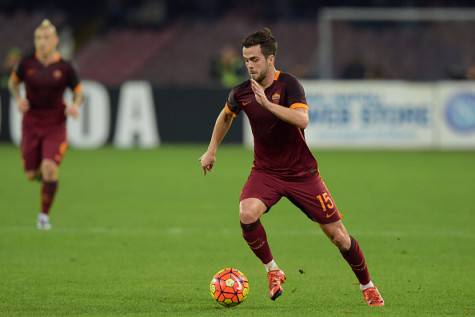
271;93;281;103
26;69;36;77
53;70;63;79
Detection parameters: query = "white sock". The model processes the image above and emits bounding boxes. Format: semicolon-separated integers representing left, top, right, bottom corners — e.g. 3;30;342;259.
38;213;49;221
264;259;279;272
360;281;374;290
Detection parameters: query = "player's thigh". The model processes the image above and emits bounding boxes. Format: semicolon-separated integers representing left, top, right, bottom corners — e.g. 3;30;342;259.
21;125;42;172
42;126;68;166
285;174;342;224
240;170;283;213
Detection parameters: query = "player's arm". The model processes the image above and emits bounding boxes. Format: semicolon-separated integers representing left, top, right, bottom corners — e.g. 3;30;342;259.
262;101;308;129
65;65;83;118
64;85;83;119
199;106;235;175
251;79;308;129
8;67;29;113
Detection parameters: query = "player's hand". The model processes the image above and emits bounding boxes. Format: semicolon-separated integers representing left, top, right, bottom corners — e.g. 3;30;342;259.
65;105;80;119
16;98;29;113
199;151;216;176
251;79;268;107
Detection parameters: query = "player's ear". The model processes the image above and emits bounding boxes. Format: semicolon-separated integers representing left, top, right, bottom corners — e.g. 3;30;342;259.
267;55;275;66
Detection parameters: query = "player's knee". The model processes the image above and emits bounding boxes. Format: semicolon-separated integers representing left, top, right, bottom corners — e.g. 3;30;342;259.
25;171;36;181
41;160;58;181
239;199;265;224
239;208;259;224
331;230;351;251
321;221;351;251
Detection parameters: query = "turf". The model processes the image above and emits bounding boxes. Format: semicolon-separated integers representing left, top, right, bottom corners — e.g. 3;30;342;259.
0;145;474;316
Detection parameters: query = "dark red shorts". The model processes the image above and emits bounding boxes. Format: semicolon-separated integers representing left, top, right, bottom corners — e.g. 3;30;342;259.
240;169;342;224
21;123;68;171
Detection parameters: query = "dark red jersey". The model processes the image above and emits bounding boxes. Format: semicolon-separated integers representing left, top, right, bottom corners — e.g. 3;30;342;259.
225;71;317;178
12;52;81;127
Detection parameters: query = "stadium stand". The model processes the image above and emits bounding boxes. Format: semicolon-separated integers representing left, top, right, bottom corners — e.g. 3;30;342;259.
1;2;474;85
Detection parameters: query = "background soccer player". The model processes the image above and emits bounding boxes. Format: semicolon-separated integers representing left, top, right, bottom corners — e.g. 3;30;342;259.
8;19;83;230
200;28;384;306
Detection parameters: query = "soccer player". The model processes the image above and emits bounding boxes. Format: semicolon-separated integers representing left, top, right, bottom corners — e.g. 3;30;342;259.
8;19;83;230
200;28;384;306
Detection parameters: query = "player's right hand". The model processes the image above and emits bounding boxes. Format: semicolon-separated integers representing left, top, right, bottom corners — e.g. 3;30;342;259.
16;98;29;113
65;104;80;119
199;151;216;176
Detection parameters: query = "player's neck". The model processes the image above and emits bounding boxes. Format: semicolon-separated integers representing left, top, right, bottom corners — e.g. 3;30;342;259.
36;50;60;66
259;67;277;89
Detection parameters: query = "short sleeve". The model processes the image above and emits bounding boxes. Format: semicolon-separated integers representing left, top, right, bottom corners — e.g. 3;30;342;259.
11;59;26;82
225;88;241;117
67;63;81;92
285;75;308;110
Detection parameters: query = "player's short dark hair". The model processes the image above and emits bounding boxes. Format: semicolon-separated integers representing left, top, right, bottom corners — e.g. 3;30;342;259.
242;28;277;58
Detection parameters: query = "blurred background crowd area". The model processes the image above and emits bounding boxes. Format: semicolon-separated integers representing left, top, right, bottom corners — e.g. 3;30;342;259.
1;0;475;88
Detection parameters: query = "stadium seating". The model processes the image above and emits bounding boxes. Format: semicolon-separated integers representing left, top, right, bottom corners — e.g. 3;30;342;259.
1;11;473;85
0;12;64;68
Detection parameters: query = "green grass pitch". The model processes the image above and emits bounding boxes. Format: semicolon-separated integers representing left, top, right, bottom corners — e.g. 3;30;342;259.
0;145;474;316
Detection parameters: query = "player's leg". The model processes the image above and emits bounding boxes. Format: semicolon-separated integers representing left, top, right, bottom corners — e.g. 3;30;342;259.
239;170;286;300
239;171;280;267
40;158;59;210
38;127;67;230
240;198;286;301
35;159;59;230
25;170;41;181
320;221;384;306
285;174;383;306
21;125;45;224
239;198;273;268
21;126;50;228
320;221;368;284
21;128;42;182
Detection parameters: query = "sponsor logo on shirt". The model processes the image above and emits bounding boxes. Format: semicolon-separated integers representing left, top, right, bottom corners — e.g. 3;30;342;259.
242;99;252;106
272;93;280;103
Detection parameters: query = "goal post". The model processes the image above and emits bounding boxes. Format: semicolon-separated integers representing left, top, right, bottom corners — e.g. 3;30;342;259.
317;8;475;79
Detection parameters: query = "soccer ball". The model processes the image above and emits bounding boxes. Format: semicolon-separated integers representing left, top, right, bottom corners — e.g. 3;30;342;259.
209;268;249;307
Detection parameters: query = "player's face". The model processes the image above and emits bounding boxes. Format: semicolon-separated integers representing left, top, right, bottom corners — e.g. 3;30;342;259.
243;45;274;83
34;28;58;57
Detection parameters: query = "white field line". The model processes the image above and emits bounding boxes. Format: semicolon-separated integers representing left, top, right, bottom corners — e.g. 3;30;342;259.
0;225;474;239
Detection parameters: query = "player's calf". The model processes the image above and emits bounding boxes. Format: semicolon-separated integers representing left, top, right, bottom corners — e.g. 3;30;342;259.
36;160;60;230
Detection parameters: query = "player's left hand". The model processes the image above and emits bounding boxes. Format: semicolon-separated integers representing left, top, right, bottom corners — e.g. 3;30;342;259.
65;105;80;119
251;79;269;107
